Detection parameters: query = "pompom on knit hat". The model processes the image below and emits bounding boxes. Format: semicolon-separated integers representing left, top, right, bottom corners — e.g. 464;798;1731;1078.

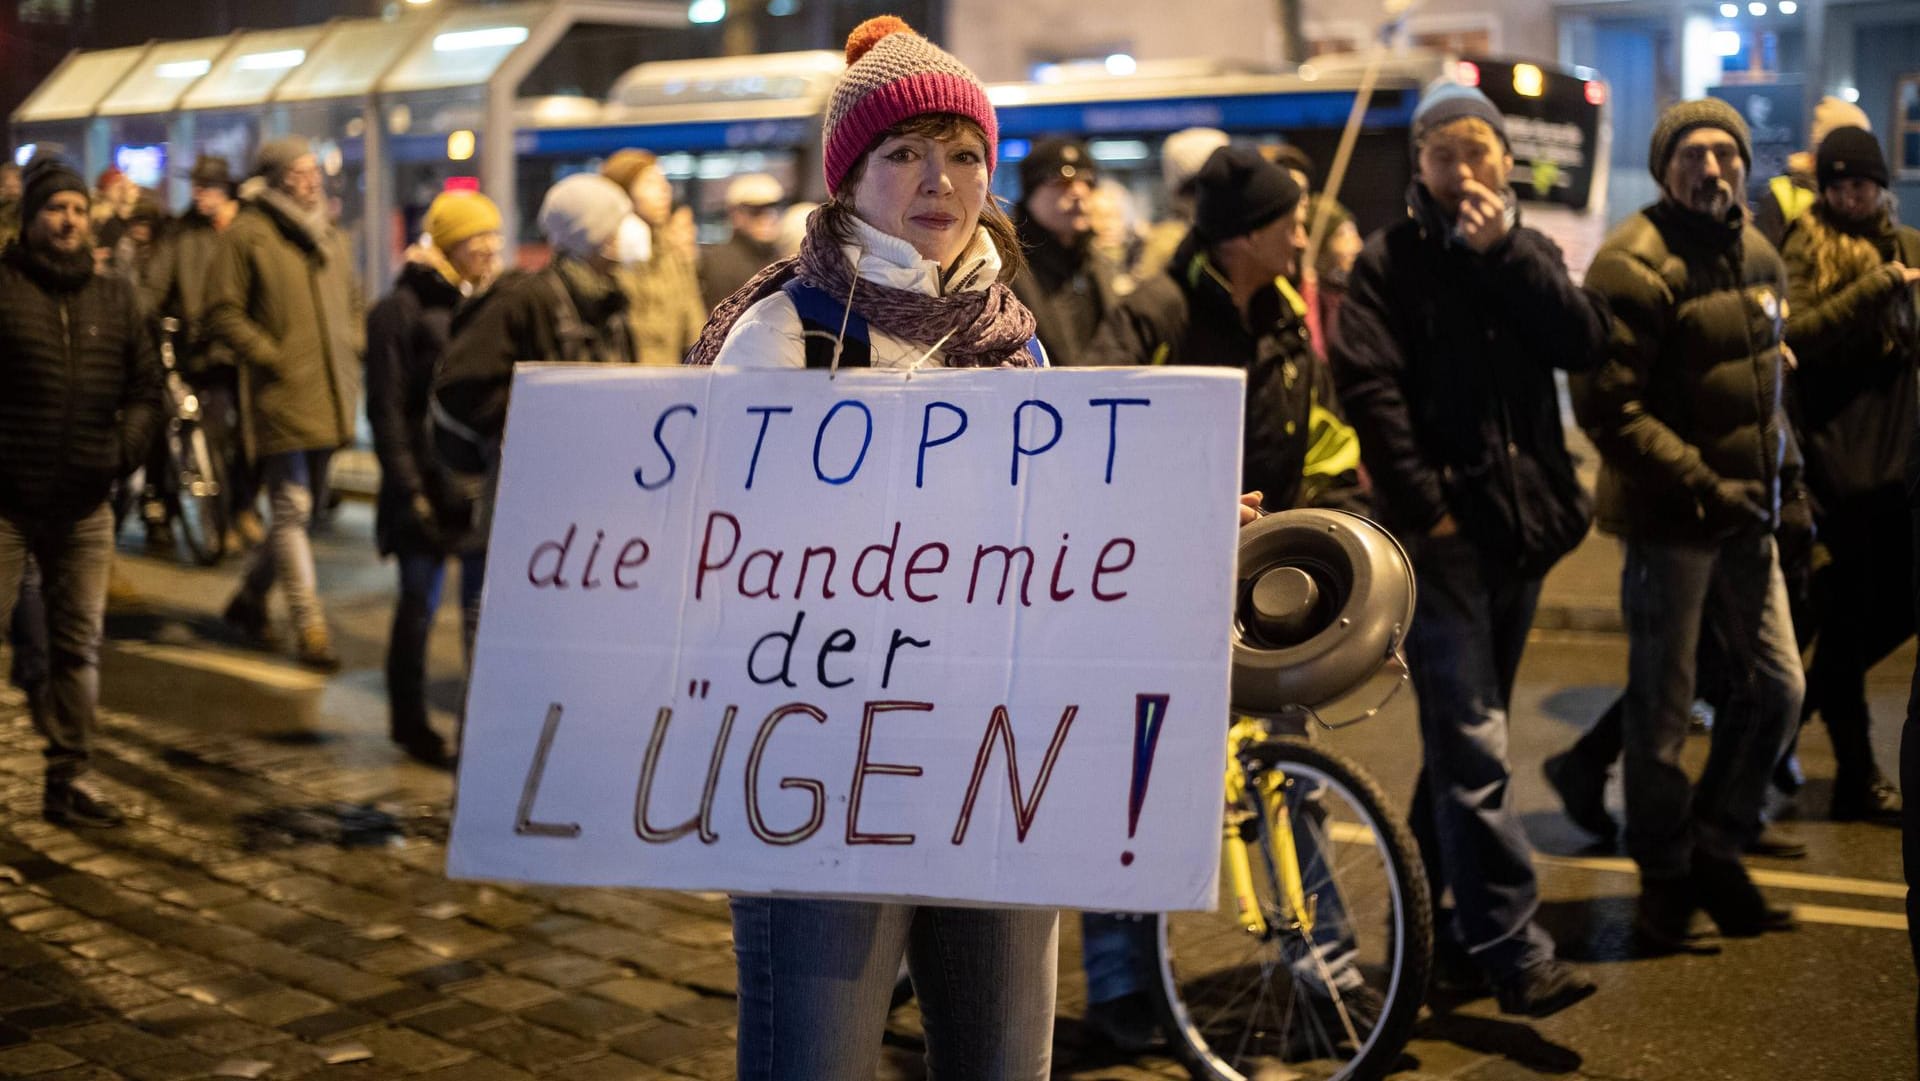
1810;96;1870;148
424;190;503;252
1648;98;1751;182
821;16;997;196
1815;126;1890;191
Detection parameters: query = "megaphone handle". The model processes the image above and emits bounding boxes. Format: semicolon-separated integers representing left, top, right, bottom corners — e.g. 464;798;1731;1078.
1311;644;1413;731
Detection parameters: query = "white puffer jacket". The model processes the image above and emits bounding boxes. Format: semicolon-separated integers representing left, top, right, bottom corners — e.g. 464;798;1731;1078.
713;216;1009;370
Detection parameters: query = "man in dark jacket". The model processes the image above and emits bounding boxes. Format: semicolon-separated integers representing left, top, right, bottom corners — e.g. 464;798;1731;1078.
1011;138;1120;367
143;156;253;550
0;157;163;828
1331;83;1605;1016
698;172;785;311
1576;98;1802;950
206;137;364;671
367;190;504;769
1090;145;1363;513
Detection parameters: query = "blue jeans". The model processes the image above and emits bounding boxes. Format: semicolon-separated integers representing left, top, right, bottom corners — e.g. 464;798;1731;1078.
0;506;115;782
732;896;1057;1080
237;450;332;634
387;550;485;737
1620;533;1803;878
1404;532;1555;979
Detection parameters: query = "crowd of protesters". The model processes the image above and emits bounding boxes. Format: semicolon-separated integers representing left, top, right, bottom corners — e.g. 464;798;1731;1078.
2;13;1919;1075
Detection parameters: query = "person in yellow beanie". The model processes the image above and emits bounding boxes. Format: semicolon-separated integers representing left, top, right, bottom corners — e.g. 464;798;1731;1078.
362;188;503;768
421;190;504;294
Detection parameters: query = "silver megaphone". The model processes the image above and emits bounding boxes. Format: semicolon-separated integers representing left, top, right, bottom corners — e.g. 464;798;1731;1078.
1231;508;1416;725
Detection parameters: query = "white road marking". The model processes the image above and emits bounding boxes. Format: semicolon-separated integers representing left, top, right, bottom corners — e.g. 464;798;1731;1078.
1329;823;1909;930
110;641;327;692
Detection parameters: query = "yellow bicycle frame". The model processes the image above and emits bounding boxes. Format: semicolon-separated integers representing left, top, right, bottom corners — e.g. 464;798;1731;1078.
1223;716;1314;940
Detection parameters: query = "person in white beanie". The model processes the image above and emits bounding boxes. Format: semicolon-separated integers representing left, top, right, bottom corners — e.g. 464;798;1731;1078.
1133;126;1230;278
698;172;787;310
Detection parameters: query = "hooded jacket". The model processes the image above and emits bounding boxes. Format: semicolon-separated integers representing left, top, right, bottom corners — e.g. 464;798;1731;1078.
0;241;163;521
1009;210;1119;368
1779;204;1920;507
1087;230;1364;513
1578;200;1793;543
203;188;365;458
1332;184;1606;575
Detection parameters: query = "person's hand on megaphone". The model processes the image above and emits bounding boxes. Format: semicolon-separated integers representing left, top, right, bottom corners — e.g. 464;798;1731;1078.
1239;491;1265;526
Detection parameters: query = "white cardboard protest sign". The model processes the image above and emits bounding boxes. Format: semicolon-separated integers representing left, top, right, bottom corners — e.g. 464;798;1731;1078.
447;366;1244;912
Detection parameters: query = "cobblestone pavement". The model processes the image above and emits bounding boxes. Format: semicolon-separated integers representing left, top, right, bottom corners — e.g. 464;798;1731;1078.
0;677;1226;1081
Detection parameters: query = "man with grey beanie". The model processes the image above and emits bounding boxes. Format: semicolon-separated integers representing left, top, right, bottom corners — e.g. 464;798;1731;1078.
206;136;363;671
1332;79;1606;1017
1573;97;1802;950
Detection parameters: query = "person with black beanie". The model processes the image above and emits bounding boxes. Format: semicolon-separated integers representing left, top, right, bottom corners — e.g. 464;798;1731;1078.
1330;81;1605;1016
1776;126;1920;828
1077;144;1371;1053
0;156;163;828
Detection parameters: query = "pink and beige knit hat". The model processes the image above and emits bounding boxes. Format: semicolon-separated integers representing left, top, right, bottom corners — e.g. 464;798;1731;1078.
821;16;997;195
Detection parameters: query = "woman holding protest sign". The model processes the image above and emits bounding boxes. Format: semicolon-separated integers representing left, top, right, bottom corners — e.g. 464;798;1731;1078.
683;15;1060;1078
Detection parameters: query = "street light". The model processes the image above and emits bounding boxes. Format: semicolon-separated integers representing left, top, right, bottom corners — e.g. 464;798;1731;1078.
1778;0;1797;12
1719;2;1738;16
1748;1;1766;14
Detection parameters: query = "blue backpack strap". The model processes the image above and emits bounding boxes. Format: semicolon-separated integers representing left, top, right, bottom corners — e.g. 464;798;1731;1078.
1024;336;1048;368
781;278;871;369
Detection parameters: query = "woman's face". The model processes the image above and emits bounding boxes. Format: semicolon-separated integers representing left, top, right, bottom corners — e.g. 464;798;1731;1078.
1825;176;1883;224
629;165;674;227
847;128;989;268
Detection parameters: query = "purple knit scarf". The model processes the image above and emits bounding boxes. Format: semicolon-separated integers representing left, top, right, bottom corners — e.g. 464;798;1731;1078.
684;209;1037;368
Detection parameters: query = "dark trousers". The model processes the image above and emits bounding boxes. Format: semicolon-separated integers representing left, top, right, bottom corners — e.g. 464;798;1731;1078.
1405;532;1555;979
386;549;484;738
193;369;257;520
0;506;116;782
1619;535;1803;878
1810;489;1913;788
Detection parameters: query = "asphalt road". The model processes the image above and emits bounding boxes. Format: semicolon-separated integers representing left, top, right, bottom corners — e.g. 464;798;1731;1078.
10;502;1911;1080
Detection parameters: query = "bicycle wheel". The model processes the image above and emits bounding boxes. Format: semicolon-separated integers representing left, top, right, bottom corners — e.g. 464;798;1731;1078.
1151;737;1431;1081
170;421;228;567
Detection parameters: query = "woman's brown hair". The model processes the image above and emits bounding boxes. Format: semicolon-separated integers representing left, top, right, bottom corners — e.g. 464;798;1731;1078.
816;113;1027;284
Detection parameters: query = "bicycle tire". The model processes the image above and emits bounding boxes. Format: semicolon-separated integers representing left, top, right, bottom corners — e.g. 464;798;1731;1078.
1150;737;1431;1081
170;421;227;567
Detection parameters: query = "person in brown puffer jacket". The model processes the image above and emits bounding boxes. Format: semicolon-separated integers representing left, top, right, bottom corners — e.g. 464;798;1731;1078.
601;149;706;365
1575;99;1802;951
204;137;364;671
